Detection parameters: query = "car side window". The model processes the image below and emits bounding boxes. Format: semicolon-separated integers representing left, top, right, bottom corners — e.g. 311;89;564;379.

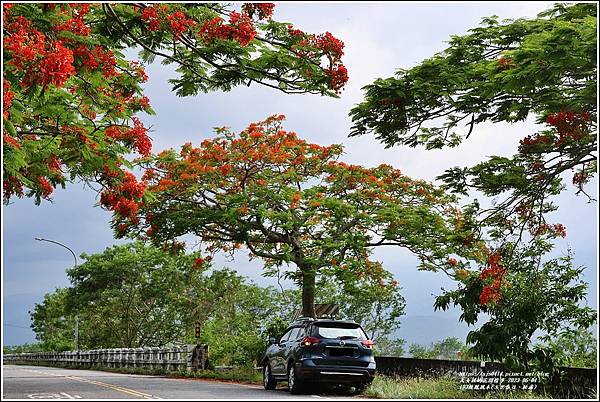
279;329;293;343
296;326;306;340
288;327;301;341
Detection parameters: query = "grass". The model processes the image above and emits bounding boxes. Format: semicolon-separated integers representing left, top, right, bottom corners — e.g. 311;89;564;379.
363;375;550;399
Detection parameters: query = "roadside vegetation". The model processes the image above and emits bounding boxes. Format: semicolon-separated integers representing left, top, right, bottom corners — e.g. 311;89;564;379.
364;375;549;399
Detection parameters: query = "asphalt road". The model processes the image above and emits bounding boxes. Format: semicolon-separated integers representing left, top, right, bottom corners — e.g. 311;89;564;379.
2;365;361;400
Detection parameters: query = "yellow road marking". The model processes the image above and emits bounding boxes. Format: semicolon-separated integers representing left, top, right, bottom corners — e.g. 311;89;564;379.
18;367;160;399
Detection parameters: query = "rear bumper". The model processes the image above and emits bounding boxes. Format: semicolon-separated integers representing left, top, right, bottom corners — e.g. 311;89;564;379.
295;359;376;383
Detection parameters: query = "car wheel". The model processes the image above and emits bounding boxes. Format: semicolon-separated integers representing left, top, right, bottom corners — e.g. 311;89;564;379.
287;362;304;394
263;363;277;390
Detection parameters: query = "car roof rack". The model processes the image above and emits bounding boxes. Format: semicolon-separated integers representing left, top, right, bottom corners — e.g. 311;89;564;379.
291;303;340;320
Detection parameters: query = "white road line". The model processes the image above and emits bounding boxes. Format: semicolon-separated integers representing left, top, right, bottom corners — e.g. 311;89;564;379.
59;392;76;399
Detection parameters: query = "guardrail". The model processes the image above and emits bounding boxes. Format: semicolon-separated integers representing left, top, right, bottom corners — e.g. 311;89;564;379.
3;345;209;372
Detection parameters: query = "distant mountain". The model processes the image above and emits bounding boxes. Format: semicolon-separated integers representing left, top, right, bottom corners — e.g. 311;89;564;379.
393;314;481;347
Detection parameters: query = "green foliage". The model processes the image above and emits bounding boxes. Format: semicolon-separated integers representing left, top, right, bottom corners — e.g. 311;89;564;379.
408;337;464;360
315;275;406;342
65;242;200;348
29;243;287;366
3;343;44;354
193;271;282;367
349;2;597;243
435;244;596;371
29;288;77;351
350;3;596;148
543;327;597;368
374;337;406;357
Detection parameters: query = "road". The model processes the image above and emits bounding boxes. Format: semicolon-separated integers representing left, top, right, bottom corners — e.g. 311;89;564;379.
2;365;360;399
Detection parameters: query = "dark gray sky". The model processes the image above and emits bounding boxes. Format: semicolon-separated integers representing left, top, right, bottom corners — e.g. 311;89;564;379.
3;2;597;347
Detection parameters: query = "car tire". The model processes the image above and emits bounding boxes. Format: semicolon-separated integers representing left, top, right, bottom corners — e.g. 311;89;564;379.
287;362;304;394
263;363;277;390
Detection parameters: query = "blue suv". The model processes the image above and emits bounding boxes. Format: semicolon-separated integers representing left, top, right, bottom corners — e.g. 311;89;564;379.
261;318;376;394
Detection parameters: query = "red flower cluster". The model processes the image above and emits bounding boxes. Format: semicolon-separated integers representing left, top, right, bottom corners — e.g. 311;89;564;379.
228;11;257;46
104;118;152;157
479;252;506;305
286;27;347;93
287;24;304;38
73;44;117;78
192;255;212;270
141;5;166;31
3;133;20;148
167;11;196;38
532;222;567;238
497;56;514;70
545;110;591;145
142;5;198;38
316;32;344;60
53;4;91;37
37;41;76;87
130;61;149;83
3;79;14;119
199;11;257;47
241;3;275;20
326;64;348;94
3;174;24;200
38;176;53;198
100;172;146;221
518;133;553;153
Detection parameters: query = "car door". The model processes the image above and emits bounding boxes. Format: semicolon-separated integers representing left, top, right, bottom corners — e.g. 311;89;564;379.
271;328;292;375
283;326;306;366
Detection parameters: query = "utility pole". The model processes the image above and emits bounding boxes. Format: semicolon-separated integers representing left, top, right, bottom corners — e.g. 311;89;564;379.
34;237;79;351
74;316;79;351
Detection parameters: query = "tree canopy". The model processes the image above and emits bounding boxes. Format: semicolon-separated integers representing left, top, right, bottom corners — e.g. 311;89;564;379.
3;3;347;205
112;115;480;317
349;3;597;242
349;3;597;370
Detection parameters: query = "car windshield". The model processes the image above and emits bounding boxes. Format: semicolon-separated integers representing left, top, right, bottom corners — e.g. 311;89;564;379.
313;323;367;340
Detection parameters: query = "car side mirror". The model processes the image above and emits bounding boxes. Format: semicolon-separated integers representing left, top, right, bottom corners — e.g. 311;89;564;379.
268;336;278;344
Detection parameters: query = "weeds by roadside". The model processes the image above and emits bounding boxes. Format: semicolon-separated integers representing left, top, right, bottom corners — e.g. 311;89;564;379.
363;375;550;399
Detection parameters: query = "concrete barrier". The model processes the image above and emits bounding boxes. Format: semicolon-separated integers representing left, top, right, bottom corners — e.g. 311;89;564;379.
3;345;208;373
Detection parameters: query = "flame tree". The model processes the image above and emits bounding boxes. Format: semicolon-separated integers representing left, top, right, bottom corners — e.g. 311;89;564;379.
112;115;481;317
349;3;597;369
3;3;347;205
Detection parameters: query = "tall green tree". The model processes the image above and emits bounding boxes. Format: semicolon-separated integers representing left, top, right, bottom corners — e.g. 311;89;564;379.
30;288;78;351
544;327;597;368
113;115;478;318
316;274;406;342
65;242;202;348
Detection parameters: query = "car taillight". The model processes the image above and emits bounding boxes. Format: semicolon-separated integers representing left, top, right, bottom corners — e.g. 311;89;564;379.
361;339;374;349
302;336;321;346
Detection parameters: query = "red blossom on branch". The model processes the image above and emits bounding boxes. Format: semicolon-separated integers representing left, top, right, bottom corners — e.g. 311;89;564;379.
242;3;275;20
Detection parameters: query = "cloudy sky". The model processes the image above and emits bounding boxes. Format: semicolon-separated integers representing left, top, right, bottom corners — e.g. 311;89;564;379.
3;2;597;347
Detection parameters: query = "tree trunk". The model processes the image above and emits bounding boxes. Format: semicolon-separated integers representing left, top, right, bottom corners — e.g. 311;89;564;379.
301;269;316;318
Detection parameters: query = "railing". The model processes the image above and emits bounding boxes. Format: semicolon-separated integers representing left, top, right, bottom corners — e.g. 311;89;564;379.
3;345;209;372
